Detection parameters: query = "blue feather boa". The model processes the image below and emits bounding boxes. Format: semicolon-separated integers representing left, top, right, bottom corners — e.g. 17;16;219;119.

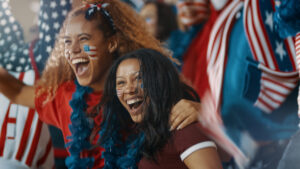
65;80;95;169
100;111;145;169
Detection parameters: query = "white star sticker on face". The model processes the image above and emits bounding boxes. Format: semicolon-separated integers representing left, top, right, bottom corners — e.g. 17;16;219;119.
50;2;57;8
52;12;58;19
1;19;7;26
275;41;287;61
46;46;52;53
45;35;51;42
39;32;44;39
265;11;273;32
54;22;60;29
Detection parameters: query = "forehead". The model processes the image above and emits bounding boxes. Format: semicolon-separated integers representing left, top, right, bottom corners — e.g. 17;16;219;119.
117;59;140;76
65;14;100;35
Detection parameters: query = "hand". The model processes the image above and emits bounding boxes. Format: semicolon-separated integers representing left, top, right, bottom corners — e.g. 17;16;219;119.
170;99;200;130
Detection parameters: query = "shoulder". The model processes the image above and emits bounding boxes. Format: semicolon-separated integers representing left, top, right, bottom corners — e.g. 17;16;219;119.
173;123;216;161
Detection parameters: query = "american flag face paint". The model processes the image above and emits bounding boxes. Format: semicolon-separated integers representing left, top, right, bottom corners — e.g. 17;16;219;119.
83;44;98;59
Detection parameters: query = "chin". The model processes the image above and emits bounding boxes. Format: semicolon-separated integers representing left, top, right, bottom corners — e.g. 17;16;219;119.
131;116;143;123
76;78;91;87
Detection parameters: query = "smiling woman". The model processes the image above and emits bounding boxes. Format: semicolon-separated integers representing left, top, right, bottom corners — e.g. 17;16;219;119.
0;0;202;168
100;48;223;169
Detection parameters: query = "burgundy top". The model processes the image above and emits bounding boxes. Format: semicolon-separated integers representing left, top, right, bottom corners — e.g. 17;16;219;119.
138;123;216;169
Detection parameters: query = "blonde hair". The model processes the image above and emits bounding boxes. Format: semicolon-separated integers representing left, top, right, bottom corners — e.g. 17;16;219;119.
37;0;170;100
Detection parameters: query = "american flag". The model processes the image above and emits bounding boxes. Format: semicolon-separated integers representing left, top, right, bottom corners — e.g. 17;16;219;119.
204;0;298;167
243;0;298;113
0;70;54;169
207;0;298;114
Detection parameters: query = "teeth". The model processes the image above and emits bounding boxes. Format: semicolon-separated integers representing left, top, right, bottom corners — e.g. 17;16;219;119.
127;98;143;105
71;58;89;65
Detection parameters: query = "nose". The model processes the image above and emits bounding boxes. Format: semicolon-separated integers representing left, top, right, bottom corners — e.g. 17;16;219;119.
71;40;81;54
124;81;138;94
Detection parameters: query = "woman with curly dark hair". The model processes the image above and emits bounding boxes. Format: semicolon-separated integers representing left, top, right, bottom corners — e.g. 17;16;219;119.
100;48;222;169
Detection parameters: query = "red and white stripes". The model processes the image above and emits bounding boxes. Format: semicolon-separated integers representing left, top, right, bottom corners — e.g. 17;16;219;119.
0;70;54;169
296;33;300;119
254;69;298;113
207;0;243;111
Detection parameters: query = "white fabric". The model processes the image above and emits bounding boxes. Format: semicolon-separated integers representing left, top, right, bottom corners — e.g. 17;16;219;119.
0;158;30;169
180;141;216;161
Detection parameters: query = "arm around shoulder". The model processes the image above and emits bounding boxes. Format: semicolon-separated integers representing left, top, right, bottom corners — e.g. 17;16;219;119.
0;67;35;108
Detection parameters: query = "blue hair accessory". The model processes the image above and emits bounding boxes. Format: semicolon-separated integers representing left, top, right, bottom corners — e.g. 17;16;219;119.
273;0;300;38
65;80;95;169
100;111;145;169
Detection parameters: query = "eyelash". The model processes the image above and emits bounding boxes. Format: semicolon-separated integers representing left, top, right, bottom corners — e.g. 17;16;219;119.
80;37;88;41
117;81;125;85
64;40;71;44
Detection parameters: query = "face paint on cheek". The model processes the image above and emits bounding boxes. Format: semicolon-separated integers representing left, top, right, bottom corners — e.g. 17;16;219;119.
83;44;98;60
116;89;123;97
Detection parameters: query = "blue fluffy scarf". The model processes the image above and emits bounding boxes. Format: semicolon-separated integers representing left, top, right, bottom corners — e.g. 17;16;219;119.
100;111;145;169
65;80;95;169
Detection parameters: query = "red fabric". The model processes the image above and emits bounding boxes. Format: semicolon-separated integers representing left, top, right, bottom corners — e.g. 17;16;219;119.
138;123;211;169
181;6;221;98
35;81;104;168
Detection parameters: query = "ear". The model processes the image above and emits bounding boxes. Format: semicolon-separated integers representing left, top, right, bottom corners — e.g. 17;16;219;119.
108;38;118;53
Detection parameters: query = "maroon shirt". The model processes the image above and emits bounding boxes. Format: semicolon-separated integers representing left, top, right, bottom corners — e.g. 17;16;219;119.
138;123;216;169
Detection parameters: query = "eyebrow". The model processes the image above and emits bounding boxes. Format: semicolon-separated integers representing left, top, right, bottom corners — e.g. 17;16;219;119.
62;33;91;39
116;71;139;78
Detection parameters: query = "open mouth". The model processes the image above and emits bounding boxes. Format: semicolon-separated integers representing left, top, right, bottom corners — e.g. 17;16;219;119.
71;58;90;76
127;97;144;115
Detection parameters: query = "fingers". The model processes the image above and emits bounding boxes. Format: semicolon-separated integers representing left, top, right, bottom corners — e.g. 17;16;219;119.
176;115;196;130
170;99;200;130
170;111;186;131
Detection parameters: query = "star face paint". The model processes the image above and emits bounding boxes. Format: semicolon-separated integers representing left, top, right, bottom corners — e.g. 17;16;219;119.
83;44;98;59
